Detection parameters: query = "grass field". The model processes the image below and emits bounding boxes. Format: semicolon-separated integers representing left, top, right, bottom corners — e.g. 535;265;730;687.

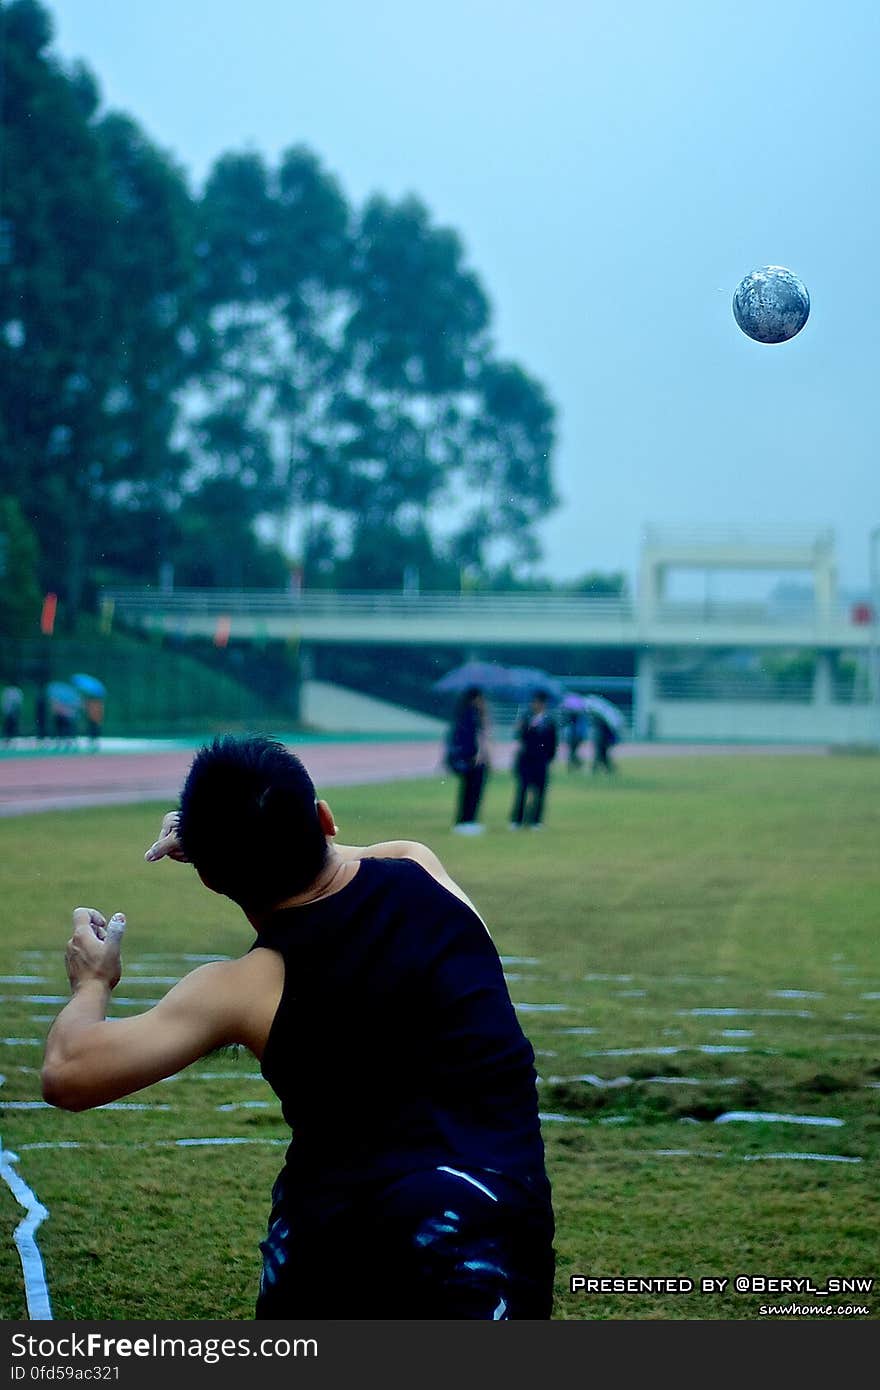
1;754;879;1321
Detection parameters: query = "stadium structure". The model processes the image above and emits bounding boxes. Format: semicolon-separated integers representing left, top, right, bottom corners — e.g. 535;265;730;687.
105;527;880;746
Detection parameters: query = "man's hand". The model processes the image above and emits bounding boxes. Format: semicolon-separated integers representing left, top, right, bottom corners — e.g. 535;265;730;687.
145;811;188;863
65;907;126;993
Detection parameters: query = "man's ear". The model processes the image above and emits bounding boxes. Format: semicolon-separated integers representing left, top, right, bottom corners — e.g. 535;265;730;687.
316;799;338;837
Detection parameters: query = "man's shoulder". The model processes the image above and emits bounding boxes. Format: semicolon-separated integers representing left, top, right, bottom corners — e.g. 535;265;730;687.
363;840;442;872
336;840;444;873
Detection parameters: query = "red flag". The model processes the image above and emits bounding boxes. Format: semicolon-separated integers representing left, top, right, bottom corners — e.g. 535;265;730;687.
214;614;231;648
40;593;57;636
851;602;874;626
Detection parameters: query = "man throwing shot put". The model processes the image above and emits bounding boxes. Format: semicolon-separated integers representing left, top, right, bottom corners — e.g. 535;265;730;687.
42;735;555;1318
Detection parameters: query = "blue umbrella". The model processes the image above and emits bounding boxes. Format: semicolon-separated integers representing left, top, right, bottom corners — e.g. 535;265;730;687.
434;661;515;694
501;667;564;703
71;673;107;698
47;681;82;714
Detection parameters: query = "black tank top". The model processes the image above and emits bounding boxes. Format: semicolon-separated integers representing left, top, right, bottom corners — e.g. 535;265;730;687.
253;856;549;1198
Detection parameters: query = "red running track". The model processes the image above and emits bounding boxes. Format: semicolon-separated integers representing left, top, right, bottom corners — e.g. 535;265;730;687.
0;742;449;817
0;740;827;818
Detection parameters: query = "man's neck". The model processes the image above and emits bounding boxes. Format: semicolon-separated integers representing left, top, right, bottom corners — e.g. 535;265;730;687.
249;846;359;929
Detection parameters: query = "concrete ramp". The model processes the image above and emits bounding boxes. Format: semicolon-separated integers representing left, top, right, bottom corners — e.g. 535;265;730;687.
301;680;445;736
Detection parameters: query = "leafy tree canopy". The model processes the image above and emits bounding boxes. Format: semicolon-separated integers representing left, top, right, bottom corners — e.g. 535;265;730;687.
1;0;561;611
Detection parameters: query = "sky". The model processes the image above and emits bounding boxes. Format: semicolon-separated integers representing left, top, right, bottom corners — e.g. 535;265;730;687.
48;0;880;594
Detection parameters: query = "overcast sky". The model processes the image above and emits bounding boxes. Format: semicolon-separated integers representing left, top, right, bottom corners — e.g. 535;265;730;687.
48;0;880;593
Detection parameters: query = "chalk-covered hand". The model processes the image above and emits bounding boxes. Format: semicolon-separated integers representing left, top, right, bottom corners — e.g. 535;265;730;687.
144;811;188;864
65;907;125;992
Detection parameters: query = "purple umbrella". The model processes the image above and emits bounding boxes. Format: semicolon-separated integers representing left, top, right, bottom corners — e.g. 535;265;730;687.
583;694;625;732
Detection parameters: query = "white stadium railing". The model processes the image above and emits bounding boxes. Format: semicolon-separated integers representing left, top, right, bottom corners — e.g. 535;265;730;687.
102;588;860;629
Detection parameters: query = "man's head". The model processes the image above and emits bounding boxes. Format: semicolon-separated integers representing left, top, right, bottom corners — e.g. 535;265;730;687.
178;735;332;913
530;690;549;714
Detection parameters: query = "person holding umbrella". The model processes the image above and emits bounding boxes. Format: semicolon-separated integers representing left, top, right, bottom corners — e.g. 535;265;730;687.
446;686;492;834
583;695;624;775
560;694;589;770
510;690;558;830
71;674;107;749
47;682;82;747
1;684;23;743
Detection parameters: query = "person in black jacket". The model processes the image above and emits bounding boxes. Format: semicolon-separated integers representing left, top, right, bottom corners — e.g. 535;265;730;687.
510;691;558;829
446;686;491;834
590;708;619;774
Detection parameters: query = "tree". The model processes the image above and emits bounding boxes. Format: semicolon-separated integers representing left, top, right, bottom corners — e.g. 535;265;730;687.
0;495;41;636
191;166;558;587
172;477;289;588
572;571;628;597
1;4;558;609
0;1;201;618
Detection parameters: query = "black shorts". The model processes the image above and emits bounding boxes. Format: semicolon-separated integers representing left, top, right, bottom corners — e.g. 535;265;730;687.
256;1165;555;1319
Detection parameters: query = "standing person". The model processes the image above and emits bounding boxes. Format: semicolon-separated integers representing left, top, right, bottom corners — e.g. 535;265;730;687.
41;735;555;1320
50;696;77;746
34;687;48;743
83;695;105;750
1;684;23;742
562;706;588;770
446;686;491;834
590;707;619;775
510;691;558;829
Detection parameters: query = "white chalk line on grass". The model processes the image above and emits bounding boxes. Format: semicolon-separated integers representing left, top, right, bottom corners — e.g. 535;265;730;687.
158;1071;265;1083
16;1138;287;1152
0;1075;53;1319
2;1101;172;1111
640;1149;862;1164
581;1045;758;1058
742;1152;861;1163
677;1007;816;1019
215;1101;273;1112
513;1003;569;1013
8;1135;865;1170
771;990;825;999
542;1074;744;1088
714;1111;844;1128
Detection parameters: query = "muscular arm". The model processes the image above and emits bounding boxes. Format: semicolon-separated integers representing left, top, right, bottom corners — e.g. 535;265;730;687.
42;959;250;1111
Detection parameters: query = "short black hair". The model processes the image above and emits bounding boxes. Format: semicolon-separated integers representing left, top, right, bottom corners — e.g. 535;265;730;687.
178;735;328;911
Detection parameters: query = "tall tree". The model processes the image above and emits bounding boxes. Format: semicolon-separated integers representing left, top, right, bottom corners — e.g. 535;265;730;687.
191;170;558;586
0;1;199;618
0;494;41;635
1;3;558;607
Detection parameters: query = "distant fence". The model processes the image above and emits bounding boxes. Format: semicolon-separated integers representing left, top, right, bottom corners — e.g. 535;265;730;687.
654;672;872;705
0;637;297;736
105;589;631;620
103;587;865;632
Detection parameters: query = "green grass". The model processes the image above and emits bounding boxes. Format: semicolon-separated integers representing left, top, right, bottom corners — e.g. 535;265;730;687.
1;756;879;1320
